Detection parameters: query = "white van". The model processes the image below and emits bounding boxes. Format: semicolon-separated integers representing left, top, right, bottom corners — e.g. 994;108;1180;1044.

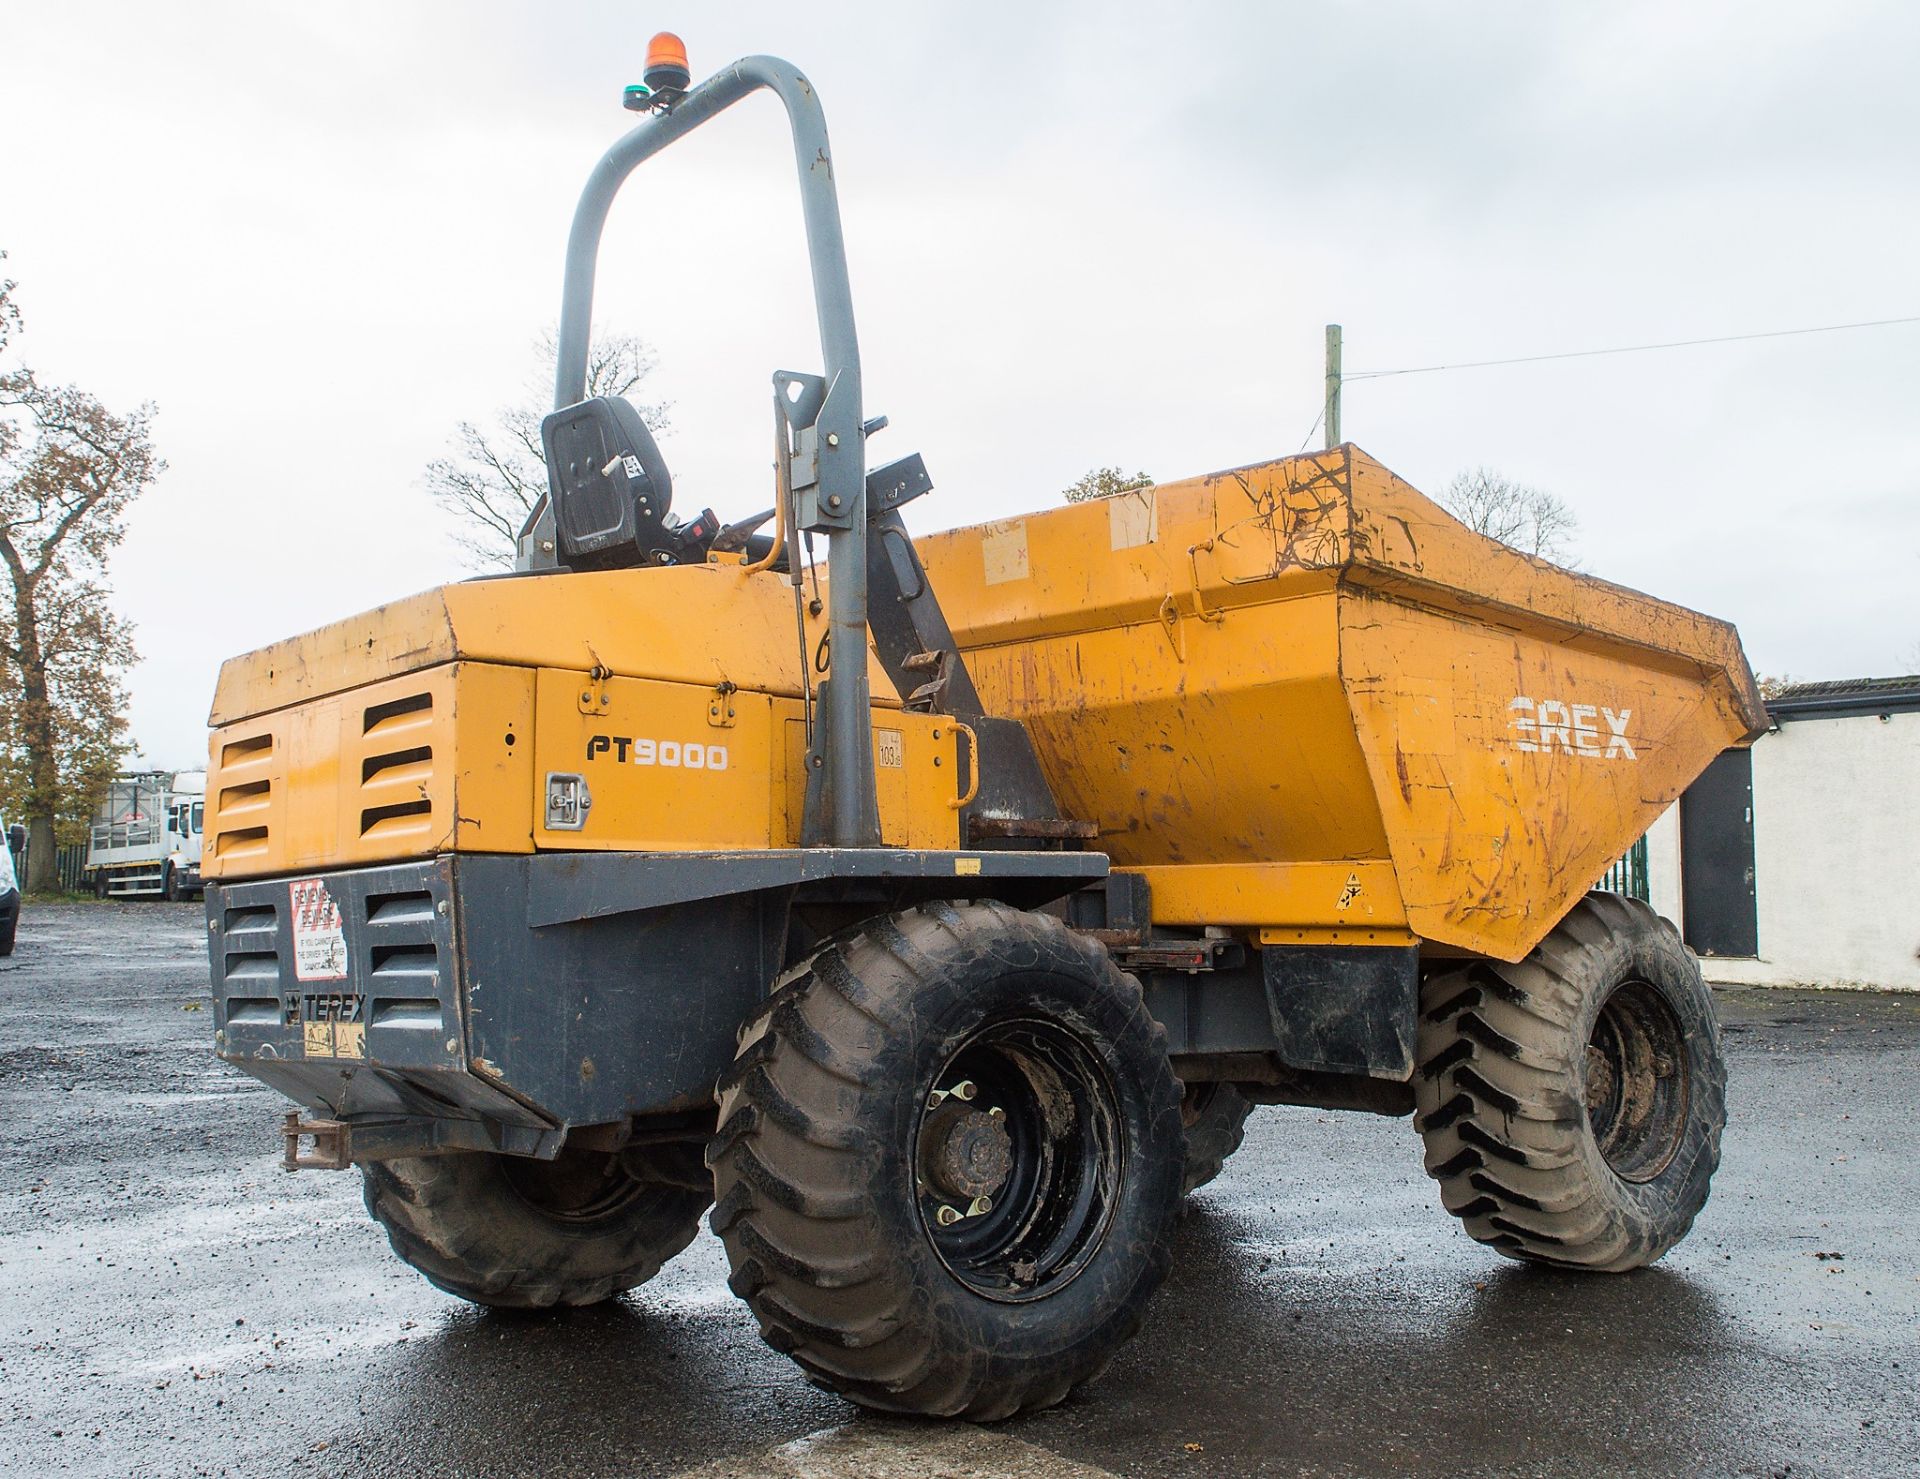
1;819;21;955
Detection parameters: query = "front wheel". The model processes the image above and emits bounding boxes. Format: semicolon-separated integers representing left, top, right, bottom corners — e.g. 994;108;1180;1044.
709;899;1185;1420
1179;1082;1253;1195
162;864;180;902
1415;891;1726;1272
362;1145;709;1308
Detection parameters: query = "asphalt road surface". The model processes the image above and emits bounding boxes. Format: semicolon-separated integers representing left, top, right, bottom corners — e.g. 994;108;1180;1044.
3;902;1915;1478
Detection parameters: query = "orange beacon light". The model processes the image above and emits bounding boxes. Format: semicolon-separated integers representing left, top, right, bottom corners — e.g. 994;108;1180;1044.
625;32;691;111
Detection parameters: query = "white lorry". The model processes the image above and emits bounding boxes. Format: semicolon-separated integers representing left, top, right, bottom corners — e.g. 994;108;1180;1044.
85;770;205;900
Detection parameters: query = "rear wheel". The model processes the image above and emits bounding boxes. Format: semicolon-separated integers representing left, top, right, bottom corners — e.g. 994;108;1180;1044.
1414;891;1725;1271
709;899;1185;1420
361;1144;709;1308
1179;1082;1253;1195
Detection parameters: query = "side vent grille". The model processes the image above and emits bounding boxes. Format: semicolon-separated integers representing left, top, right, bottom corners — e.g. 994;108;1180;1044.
212;733;276;863
362;746;432;786
223;951;280;983
358;691;436;842
366;888;435;925
216;826;270;860
219;898;284;1029
361;799;432;837
362;886;445;1039
364;692;433;736
223;903;278;938
221;733;273;765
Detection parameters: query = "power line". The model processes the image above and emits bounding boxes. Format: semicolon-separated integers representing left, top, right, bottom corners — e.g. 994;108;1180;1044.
1344;314;1920;382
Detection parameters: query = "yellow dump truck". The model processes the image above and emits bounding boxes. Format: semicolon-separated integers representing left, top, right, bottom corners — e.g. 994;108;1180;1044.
203;43;1765;1421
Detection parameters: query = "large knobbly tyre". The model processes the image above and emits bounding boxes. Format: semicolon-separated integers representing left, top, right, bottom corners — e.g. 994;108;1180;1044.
1179;1082;1254;1195
361;1146;709;1308
1415;891;1726;1272
709;899;1186;1420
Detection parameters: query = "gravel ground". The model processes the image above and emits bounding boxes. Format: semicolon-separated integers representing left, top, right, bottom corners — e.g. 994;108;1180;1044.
1;901;1915;1478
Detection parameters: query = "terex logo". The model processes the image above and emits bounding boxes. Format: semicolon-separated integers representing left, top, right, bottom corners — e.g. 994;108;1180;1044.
586;735;730;771
1508;697;1636;760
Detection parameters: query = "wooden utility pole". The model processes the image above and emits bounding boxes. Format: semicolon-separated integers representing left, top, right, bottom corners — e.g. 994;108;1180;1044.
1324;323;1342;450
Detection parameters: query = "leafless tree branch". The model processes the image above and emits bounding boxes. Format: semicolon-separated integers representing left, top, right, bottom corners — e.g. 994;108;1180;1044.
425;329;671;569
1439;466;1580;566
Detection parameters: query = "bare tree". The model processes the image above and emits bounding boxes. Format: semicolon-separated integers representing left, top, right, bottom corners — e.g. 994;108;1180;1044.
1063;467;1153;503
1440;467;1579;564
425;330;671;568
0;261;157;890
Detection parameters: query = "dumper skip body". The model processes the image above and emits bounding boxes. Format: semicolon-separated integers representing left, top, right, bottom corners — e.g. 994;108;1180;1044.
919;445;1763;962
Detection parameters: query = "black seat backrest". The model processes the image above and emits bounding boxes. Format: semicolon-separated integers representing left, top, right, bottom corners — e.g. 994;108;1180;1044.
540;396;674;569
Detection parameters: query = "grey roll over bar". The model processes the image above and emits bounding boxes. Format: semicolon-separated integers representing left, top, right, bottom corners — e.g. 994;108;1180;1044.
517;54;879;849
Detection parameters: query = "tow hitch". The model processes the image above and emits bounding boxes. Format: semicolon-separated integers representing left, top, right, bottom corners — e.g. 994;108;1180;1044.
281;1111;351;1171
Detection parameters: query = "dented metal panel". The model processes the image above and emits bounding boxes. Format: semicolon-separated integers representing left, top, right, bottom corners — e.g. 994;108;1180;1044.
917;445;1764;962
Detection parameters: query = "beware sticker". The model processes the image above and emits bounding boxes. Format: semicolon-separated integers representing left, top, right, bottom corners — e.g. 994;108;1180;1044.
289;878;349;982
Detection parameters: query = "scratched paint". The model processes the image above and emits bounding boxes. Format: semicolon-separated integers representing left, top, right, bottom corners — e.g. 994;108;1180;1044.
917;446;1766;962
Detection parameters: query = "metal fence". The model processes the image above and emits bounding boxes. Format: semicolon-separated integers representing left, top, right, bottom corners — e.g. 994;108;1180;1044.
1598;835;1650;902
11;840;90;894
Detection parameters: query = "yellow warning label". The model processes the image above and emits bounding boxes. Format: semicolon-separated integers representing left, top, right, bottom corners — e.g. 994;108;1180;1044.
302;1019;367;1059
953;856;982;876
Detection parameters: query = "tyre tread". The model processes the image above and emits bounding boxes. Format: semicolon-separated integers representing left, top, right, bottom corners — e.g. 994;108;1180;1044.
1414;892;1726;1273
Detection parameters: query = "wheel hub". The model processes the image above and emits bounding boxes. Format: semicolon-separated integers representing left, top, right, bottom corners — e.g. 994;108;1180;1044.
921;1101;1013;1202
1584;1042;1617;1118
911;1024;1122;1303
1584;979;1689;1183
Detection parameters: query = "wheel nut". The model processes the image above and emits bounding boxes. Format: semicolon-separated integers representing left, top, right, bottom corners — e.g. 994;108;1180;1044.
967;1196;993;1217
951;1080;977;1101
935;1204;962;1226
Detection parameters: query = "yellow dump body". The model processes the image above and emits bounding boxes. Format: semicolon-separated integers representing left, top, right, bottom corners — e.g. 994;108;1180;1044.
917;445;1765;963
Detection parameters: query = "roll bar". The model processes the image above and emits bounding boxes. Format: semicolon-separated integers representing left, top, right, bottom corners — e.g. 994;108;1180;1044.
519;55;879;848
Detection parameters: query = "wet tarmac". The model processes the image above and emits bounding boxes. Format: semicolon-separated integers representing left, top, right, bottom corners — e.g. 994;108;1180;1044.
2;902;1915;1477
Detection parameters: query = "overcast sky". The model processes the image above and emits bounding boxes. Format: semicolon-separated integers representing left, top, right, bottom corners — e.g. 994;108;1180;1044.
4;1;1917;769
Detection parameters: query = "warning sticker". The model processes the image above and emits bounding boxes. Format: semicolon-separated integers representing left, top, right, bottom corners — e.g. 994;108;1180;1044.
303;1019;365;1059
289;878;350;982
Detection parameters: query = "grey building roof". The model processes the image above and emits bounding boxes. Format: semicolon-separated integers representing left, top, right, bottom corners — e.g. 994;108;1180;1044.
1767;675;1920;721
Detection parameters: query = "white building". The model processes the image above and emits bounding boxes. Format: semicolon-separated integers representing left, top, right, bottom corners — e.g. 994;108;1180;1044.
1642;677;1920;992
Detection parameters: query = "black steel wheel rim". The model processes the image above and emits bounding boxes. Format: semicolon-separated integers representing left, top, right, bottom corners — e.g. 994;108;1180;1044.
912;1015;1122;1303
1584;979;1690;1183
500;1147;652;1223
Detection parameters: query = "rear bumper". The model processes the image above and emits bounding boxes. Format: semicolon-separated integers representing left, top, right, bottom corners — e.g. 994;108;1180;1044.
208;859;559;1151
207;848;1108;1158
205;855;787;1148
